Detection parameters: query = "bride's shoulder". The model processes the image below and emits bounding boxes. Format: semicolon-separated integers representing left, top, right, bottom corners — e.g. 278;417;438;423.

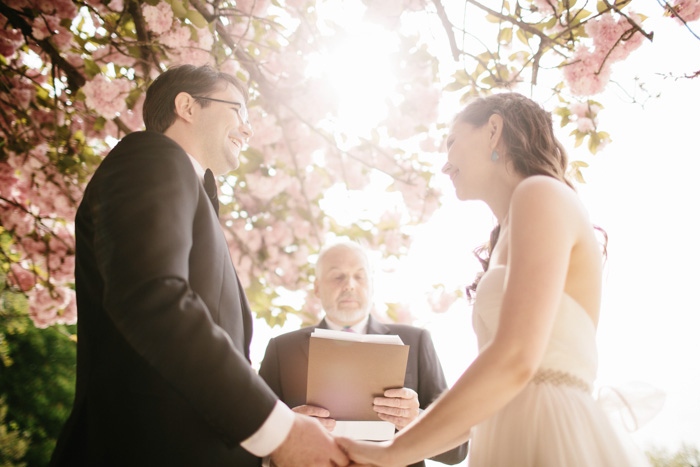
512;176;582;211
511;176;590;232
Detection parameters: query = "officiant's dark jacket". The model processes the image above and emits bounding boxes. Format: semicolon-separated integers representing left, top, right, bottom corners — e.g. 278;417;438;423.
50;131;278;466
259;315;469;466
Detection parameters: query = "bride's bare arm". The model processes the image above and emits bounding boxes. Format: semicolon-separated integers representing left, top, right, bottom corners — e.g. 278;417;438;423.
340;177;595;466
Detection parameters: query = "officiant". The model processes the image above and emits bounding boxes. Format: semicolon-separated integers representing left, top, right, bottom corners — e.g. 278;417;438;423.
258;240;468;467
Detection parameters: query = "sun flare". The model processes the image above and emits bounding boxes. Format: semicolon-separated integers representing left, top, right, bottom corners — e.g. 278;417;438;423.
305;7;398;138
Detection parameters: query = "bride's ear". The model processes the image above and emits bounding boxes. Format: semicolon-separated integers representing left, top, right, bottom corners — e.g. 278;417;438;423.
488;114;504;149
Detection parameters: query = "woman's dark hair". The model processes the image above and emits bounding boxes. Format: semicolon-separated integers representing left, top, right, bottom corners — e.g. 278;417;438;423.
459;93;606;298
143;64;248;133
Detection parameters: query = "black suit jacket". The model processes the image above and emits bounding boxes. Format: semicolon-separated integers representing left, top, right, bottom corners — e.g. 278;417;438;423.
51;131;278;466
259;316;468;466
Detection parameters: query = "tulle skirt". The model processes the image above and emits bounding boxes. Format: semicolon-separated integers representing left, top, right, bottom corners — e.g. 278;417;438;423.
468;382;650;467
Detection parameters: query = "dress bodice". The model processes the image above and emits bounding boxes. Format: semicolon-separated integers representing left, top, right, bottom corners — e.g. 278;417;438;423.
472;266;598;388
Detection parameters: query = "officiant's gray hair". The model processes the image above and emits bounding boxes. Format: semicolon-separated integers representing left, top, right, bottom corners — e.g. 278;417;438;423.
314;240;374;280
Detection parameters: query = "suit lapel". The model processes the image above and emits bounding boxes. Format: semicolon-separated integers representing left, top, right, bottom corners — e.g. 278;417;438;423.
366;315;391;335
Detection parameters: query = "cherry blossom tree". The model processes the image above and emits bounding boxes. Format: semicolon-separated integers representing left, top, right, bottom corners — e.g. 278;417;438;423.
0;0;698;331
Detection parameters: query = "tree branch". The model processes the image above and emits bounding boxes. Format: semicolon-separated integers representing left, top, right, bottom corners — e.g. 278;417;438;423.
431;0;460;61
0;2;85;91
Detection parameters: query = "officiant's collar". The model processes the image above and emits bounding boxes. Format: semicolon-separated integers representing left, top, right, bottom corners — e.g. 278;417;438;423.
324;315;369;334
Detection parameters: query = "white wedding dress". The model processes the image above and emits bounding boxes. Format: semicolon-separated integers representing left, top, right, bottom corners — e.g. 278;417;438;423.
467;266;650;467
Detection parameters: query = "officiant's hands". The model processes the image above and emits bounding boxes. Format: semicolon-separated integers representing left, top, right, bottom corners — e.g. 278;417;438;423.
373;387;420;430
292;404;336;431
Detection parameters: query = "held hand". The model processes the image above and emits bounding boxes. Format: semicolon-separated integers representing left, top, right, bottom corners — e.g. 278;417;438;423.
336;437;398;467
292;404;336;431
270;413;348;467
373;387;420;430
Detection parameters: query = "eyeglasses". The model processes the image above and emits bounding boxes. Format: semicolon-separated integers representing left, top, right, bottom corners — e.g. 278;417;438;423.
191;96;249;124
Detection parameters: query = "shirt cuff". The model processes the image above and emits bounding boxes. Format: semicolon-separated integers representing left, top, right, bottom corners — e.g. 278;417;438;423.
240;400;295;457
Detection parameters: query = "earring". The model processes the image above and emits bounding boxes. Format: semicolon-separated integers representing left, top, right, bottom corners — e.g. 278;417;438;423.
491;150;499;162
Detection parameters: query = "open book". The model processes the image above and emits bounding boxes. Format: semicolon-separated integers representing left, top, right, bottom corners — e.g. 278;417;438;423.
307;328;410;440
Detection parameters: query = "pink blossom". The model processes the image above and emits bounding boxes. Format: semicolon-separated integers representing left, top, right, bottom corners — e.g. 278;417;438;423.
3;0;31;9
532;0;556;14
27;285;77;328
236;0;271;16
248;110;282;148
120;95;145;131
34;0;56;14
220;59;241;77
246;171;292;201
27;286;59;328
576;117;596;133
159;22;191;49
301;291;323;323
64;52;84;68
584;12;645;63
562;48;611;96
168;47;213;67
0;161;19;196
386;302;415;324
231;219;263;252
1;209;34;237
31;15;61;40
400;85;441;127
82;75;132;119
51;26;75;52
364;0;404;28
670;0;700;23
291;219;312;239
53;0;79;19
0;27;24;57
59;290;78;325
427;288;458;313
225;17;256;42
108;0;124;11
142;2;174;36
263;221;294;247
10;87;33;109
7;263;36;292
93;45;137;68
298;171;325;200
404;0;428;12
381;229;406;256
569;102;589;118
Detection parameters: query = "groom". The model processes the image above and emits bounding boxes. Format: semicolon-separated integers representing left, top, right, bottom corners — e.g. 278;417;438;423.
50;65;348;467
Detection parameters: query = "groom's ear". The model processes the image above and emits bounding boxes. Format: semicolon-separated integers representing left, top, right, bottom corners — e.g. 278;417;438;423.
173;92;197;123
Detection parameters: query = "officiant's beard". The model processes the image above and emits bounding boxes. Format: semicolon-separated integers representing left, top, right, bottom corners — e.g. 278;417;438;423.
328;306;369;327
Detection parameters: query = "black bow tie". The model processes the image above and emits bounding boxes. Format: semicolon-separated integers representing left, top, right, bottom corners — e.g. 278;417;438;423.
203;168;220;216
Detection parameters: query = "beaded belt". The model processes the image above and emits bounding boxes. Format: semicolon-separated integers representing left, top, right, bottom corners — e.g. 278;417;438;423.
531;368;591;393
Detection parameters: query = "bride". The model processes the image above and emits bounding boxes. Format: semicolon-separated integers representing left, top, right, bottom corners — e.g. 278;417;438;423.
338;93;649;467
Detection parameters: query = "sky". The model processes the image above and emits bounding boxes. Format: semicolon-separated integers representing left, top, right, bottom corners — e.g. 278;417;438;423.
249;2;700;461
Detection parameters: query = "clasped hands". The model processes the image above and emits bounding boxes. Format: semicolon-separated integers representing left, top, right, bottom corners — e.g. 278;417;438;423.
292;387;419;466
270;388;418;466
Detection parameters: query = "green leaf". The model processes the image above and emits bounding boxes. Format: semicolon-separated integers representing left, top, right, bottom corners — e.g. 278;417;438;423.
167;0;189;19
187;9;209;29
516;28;530;46
498;27;513;45
444;80;466;92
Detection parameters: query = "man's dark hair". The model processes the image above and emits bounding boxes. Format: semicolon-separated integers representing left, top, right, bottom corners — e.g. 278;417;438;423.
143;65;248;133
